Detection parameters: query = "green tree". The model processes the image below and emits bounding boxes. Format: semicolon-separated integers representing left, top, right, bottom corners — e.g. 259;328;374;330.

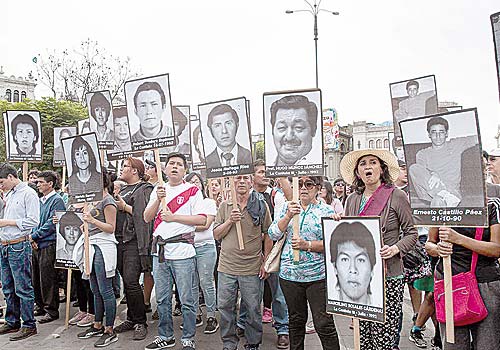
255;140;265;161
0;98;88;172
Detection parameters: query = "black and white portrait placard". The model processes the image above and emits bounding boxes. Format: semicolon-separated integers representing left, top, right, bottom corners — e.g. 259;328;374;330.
162;105;191;160
388;131;405;162
85;90;114;149
263;89;324;177
198;97;253;178
492;12;500;100
4;110;43;162
400;108;487;227
390;75;438;143
55;210;83;269
124;73;175;152
106;105;143;161
190;115;206;171
53;127;77;166
62;132;103;203
323;217;385;323
78;119;91;135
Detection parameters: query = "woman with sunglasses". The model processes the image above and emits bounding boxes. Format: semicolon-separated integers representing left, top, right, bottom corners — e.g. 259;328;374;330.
336;149;417;350
269;176;340;350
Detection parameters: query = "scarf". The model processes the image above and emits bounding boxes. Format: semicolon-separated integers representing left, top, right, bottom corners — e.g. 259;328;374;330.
359;183;395;216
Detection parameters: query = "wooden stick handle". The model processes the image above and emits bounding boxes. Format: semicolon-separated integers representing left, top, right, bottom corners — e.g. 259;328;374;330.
353;318;361;350
229;177;244;250
83;202;90;276
62;165;67;190
153;149;167;210
292;177;300;262
22;161;28;182
64;269;72;329
443;255;455;343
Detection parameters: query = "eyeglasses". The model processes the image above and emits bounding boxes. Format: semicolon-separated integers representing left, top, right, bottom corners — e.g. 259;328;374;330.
334;183;344;187
298;180;316;190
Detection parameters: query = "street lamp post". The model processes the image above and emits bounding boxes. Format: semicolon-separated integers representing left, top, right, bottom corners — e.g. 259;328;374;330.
286;1;339;88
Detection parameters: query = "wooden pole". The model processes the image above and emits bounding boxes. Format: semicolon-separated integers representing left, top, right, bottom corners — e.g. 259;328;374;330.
62;165;67;190
64;269;72;329
22;161;28;182
292;177;300;262
443;255;455;343
229;177;245;250
153;149;167;210
353;318;361;350
100;149;105;168
83;202;90;276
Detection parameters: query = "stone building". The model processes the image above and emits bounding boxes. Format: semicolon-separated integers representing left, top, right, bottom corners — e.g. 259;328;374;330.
0;66;36;102
351;120;393;151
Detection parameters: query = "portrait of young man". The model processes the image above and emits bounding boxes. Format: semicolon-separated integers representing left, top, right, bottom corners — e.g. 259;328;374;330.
5;111;43;161
125;74;174;151
53;127;76;166
86;91;114;148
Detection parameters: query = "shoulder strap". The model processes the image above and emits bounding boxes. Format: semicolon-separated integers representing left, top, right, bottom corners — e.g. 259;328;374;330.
470;227;484;272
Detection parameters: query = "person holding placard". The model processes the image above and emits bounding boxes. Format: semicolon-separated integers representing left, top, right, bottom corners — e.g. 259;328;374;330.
0;163;40;341
339;149;417;350
31;171;66;324
269;175;340;350
143;152;206;350
425;199;500;350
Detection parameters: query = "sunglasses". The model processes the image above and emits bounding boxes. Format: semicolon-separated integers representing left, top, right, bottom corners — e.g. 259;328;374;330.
298;180;316;190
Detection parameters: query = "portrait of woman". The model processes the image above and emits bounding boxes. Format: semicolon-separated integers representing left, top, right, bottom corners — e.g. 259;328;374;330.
56;211;84;263
66;135;103;196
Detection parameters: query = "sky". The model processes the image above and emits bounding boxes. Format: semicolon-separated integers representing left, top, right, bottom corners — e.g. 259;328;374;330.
3;0;500;150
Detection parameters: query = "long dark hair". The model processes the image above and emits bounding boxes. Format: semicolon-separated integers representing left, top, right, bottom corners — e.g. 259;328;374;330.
185;172;206;199
353;155;393;194
71;136;98;174
321;180;334;205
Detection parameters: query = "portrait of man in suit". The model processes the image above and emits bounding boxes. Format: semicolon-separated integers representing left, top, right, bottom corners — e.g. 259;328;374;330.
205;103;252;167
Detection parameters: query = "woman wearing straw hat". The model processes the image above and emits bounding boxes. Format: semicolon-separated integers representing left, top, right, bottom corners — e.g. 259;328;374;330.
337;149;417;350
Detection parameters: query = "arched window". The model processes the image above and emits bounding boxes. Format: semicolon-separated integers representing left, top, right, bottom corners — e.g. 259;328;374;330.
21;91;27;101
384;139;389;149
369;140;374;148
5;89;11;102
13;90;19;102
340;143;345;152
376;139;382;148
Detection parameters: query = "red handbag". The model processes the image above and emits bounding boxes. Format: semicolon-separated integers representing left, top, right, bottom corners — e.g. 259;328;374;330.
434;228;488;327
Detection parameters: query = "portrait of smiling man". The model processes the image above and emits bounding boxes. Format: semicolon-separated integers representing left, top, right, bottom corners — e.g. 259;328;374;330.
204;103;252;167
269;94;319;166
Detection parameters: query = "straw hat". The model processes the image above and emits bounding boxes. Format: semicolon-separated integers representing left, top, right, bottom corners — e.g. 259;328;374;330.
340;149;400;185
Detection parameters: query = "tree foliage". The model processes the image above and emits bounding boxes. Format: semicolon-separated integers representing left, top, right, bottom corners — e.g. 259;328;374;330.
35;39;139;104
0;98;88;171
255;140;265;161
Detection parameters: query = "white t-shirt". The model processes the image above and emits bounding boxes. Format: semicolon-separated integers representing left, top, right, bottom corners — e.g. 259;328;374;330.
194;198;217;247
147;182;205;260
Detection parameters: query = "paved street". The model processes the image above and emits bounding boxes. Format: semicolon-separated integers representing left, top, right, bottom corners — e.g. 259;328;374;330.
0;288;436;349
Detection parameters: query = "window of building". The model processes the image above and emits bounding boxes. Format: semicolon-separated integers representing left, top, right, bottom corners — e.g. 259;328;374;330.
357;141;361;149
21;91;27;101
340;143;345;152
384;139;389;149
5;89;11;102
376;139;382;148
369;140;374;148
13;90;19;102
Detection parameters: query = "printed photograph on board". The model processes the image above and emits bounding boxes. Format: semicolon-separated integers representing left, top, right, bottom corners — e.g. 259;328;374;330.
53;127;77;166
190;116;206;171
163;105;191;160
85;90;115;149
55;211;83;269
4;110;43;162
491;12;500;100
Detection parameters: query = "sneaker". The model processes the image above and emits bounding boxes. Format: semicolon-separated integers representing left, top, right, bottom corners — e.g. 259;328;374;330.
305;320;316;334
38;313;58;324
204;317;219;334
409;328;428;348
0;323;20;335
94;332;118;347
152;309;159;320
77;326;104;339
431;335;442;349
77;313;95;327
145;336;176;349
114;320;135;333
181;339;195;350
172;306;182;316
9;327;37;341
180;315;203;330
69;311;87;325
244;344;259;350
133;323;148;341
262;307;272;323
120;296;127;305
277;334;289;349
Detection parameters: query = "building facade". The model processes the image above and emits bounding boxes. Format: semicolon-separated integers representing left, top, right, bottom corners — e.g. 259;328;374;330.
0;66;36;102
351;120;393;151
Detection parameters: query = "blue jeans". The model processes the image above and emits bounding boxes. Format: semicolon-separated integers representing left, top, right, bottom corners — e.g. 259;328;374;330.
195;244;217;318
153;256;198;342
0;240;36;329
238;272;289;335
89;246;116;327
218;272;263;349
